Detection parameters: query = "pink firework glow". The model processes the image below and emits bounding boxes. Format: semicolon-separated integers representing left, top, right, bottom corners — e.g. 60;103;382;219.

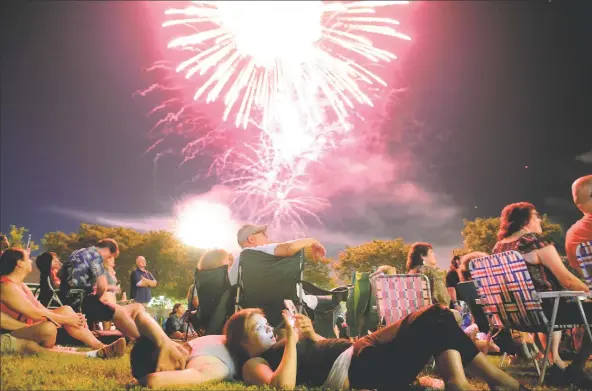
146;1;412;243
163;1;410;129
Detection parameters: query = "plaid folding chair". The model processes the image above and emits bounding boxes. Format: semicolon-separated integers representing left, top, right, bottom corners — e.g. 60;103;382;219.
469;250;592;385
370;273;432;327
370;272;435;368
576;241;592;289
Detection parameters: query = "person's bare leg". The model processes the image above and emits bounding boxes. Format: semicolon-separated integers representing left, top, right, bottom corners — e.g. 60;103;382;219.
434;350;472;391
111;303;145;339
466;352;521;391
550;331;566;368
10;322;57;348
16;337;126;359
52;306;103;349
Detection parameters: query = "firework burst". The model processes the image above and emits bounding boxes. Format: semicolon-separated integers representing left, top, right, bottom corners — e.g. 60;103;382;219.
163;1;410;129
149;1;411;242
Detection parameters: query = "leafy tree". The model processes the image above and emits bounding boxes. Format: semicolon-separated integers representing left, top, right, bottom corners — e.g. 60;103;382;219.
462;215;564;254
132;230;193;300
2;225;39;252
335;239;410;282
42;224;211;300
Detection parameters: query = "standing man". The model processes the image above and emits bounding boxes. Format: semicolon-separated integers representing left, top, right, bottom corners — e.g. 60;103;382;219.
130;256;157;306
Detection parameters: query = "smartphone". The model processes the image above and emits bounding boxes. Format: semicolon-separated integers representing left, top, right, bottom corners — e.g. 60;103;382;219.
284;299;297;327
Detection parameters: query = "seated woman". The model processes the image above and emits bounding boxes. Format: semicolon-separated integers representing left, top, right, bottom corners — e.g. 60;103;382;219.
224;306;528;391
35;252;62;308
101;255;120;330
492;202;591;387
406;242;451;306
1;311;125;359
165;303;186;339
0;248;110;350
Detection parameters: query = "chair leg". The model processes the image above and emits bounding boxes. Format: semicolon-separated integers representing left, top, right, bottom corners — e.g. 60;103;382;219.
538;297;560;386
574;298;592;345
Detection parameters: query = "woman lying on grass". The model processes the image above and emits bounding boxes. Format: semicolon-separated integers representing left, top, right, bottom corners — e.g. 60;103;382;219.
130;310;238;388
224;304;531;391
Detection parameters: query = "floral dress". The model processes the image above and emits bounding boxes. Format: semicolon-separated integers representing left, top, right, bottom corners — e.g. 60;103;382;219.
492;232;563;292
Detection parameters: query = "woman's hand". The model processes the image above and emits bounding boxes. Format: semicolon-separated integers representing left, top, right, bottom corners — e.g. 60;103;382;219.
294;314;316;340
64;312;87;328
155;340;188;372
282;311;298;344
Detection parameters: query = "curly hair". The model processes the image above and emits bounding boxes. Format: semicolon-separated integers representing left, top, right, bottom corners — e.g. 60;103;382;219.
497;202;536;241
406;242;433;272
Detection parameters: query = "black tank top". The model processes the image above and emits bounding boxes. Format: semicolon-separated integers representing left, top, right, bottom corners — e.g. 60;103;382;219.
260;338;352;387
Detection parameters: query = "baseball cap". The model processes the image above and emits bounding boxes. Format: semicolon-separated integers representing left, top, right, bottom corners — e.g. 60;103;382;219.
237;224;267;245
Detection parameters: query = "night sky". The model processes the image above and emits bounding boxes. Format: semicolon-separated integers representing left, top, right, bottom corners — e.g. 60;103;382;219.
2;1;591;266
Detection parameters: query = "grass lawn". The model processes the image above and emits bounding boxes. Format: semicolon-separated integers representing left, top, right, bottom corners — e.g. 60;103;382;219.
1;350;588;390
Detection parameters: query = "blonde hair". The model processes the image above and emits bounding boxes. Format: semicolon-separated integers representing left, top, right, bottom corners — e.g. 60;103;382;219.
376;265;397;275
197;249;230;271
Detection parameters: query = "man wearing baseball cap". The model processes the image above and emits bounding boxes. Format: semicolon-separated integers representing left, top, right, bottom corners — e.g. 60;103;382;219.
228;224;326;286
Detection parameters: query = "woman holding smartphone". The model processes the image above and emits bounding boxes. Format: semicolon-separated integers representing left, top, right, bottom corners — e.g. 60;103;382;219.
223;304;530;390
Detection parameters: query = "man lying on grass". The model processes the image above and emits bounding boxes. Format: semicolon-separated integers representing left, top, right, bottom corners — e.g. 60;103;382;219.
0;312;125;359
130;311;237;388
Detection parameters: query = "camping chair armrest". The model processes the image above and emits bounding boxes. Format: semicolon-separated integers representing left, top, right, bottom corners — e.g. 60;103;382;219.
538;291;588;299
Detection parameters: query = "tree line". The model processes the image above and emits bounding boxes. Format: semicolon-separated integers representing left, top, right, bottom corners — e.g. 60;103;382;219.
1;215;563;293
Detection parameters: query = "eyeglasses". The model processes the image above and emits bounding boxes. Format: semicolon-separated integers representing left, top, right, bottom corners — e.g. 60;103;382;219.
254;230;268;237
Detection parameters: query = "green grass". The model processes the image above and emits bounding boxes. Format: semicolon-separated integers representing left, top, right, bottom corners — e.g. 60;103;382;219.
1;352;588;390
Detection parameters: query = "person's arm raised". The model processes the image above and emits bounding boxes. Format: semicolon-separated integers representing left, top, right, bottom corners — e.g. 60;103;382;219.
274;238;325;259
294;313;324;342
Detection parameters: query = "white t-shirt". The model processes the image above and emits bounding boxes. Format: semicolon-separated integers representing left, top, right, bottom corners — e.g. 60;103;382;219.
187;335;237;379
228;243;278;285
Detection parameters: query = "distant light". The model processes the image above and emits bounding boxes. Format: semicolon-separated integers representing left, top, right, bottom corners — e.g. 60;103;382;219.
524;165;529;169
159;296;165;300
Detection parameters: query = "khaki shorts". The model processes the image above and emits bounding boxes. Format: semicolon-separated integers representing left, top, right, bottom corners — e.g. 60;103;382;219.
0;334;17;354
